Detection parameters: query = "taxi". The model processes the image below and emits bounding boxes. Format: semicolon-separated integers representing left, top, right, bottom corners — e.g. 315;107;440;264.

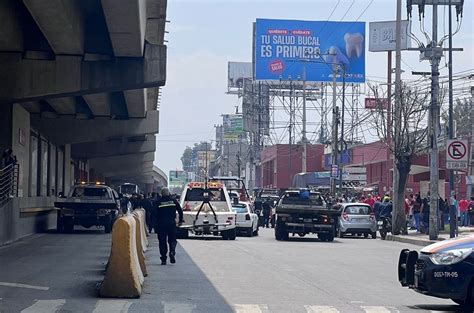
398;235;474;306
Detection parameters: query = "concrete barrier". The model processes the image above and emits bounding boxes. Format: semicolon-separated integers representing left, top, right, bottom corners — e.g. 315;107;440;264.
132;212;148;277
133;209;148;250
100;215;144;298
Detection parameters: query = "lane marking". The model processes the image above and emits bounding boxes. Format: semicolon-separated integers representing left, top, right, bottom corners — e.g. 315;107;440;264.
0;282;49;291
361;306;397;313
21;299;65;313
305;305;340;313
162;301;196;313
234;304;269;313
93;300;132;313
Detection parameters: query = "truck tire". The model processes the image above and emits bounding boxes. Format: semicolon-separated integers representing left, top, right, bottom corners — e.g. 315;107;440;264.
326;231;335;242
275;220;288;241
177;228;189;239
222;229;236;240
246;226;253;237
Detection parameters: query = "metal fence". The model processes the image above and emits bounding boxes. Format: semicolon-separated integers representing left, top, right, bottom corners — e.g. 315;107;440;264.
0;163;19;208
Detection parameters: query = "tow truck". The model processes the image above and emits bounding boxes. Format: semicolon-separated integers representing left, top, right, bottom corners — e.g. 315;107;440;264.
178;181;237;240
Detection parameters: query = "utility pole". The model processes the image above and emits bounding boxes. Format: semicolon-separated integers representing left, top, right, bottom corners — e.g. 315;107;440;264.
302;66;307;173
386;51;392;194
428;4;442;241
339;65;346;194
330;53;339;196
392;0;404;235
408;0;464;240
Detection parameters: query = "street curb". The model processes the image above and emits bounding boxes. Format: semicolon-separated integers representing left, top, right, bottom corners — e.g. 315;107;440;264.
386;234;441;247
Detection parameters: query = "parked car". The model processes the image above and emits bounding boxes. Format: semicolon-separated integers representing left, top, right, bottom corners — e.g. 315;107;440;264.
398;235;474;308
231;202;259;237
336;203;377;239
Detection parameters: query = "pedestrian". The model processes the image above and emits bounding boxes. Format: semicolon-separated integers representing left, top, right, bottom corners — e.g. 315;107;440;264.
438;197;447;231
141;194;154;233
1;148;17;169
413;194;422;232
459;197;469;227
364;194;375;209
262;200;271;228
469;197;474;226
153;187;184;265
421;195;430;234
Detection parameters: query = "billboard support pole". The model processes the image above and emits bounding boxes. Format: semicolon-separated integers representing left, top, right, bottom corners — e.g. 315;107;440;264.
386;51;392;195
339;65;346;194
331;55;339;196
302;66;307;173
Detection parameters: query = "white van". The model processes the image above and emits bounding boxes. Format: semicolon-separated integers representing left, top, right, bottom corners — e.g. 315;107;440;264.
178;181;237;240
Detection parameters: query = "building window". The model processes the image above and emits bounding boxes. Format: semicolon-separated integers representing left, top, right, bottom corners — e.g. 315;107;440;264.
29;133;39;197
40;139;49;196
56;146;64;195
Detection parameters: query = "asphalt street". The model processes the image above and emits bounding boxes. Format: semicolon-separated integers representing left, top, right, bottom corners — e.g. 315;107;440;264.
0;227;465;313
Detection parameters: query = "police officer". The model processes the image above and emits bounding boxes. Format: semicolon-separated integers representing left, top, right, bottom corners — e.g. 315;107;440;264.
153;187;184;265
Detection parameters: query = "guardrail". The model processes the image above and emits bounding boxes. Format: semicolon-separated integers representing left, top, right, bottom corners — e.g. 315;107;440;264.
0;163;19;208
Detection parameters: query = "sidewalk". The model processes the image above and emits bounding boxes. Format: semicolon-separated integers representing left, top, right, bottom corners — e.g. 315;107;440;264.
386;226;474;247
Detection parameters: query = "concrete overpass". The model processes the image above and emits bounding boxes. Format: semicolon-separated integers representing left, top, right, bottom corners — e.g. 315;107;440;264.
0;0;168;244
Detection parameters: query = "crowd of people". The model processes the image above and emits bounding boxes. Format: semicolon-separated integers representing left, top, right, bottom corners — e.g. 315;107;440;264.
324;191;474;234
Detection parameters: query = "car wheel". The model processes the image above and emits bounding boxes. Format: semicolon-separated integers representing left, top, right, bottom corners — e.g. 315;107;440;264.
228;228;237;240
246;226;253;237
104;222;112;234
56;214;64;233
253;228;259;236
275;219;288;241
337;228;344;238
371;232;377;239
64;220;74;233
364;233;369;238
326;232;334;242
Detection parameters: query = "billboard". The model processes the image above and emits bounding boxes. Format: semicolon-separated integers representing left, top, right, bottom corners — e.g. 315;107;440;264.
228;62;252;88
223;114;244;142
369;20;411;52
254;19;365;83
169;170;187;189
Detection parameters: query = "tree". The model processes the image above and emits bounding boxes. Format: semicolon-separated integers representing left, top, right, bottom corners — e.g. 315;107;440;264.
181;147;193;172
364;82;429;235
441;98;473;138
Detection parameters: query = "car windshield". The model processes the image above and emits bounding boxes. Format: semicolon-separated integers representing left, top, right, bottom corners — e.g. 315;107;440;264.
345;205;371;215
71;187;110;199
281;192;324;206
232;205;248;213
185;188;226;201
120;184;137;194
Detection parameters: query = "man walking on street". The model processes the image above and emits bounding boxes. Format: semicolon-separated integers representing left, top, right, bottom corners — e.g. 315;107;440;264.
153;187;184;265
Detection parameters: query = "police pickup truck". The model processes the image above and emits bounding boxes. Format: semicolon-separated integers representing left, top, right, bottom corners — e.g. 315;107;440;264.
54;183;121;233
274;189;339;242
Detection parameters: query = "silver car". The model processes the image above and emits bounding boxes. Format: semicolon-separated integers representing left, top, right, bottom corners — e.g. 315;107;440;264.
337;203;377;239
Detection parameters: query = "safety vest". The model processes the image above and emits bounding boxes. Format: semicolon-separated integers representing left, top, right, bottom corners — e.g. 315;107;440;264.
159;201;175;209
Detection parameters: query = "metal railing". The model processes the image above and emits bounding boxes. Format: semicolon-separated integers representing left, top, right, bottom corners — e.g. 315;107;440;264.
0;163;19;208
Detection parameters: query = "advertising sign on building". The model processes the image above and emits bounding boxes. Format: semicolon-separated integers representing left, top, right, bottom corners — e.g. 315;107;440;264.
446;139;469;170
223;114;244;142
254;19;366;83
368;20;411;52
228;62;253;88
197;150;216;168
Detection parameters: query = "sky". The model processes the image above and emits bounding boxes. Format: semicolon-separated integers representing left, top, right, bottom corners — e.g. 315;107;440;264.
155;0;474;176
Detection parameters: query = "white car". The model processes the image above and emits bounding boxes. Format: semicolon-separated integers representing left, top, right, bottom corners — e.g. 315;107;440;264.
178;181;237;240
231;202;259;237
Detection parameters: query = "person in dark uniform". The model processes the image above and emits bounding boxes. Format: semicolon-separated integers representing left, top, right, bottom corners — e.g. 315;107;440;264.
141;194;154;233
262;200;271;228
153;187;184;265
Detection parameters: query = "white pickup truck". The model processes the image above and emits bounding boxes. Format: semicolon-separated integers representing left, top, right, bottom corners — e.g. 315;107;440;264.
178;181;237;240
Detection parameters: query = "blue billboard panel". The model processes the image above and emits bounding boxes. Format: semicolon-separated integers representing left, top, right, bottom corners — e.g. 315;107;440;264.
255;19;365;83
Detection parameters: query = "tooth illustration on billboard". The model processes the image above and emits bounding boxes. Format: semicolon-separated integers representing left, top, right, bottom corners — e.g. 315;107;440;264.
254;19;365;83
344;33;364;58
